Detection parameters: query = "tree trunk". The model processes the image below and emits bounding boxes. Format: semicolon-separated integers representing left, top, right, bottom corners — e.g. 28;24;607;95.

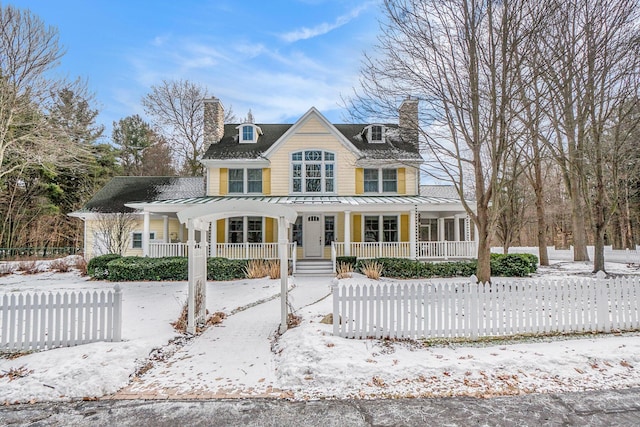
475;204;492;283
570;178;590;261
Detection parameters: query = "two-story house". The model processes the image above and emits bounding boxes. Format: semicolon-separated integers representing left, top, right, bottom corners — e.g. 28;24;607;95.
71;98;476;271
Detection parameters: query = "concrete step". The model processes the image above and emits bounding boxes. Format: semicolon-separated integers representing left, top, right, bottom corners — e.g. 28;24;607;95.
295;260;334;276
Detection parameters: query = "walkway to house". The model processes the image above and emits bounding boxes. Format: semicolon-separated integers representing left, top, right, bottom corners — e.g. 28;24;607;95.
109;275;334;400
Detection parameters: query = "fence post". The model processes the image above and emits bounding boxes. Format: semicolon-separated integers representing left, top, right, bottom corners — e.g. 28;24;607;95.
595;270;610;333
332;278;340;336
113;285;122;341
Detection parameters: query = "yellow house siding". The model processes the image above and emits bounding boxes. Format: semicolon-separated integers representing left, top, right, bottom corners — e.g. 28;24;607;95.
262;168;271;195
352;214;362;242
403;166;418;195
400;214;409;242
219;168;228;195
267;119;358;196
207;167;220;196
355;168;364;194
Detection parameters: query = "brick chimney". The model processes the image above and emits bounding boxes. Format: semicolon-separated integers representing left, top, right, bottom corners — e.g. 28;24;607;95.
398;97;419;149
203;97;224;153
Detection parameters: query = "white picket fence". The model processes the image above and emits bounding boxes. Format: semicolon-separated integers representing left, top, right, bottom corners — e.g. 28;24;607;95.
333;273;640;339
1;286;123;350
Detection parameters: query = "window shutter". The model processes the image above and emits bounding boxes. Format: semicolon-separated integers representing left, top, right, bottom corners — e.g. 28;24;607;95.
219;168;228;195
355;168;364;194
398;168;406;194
262;168;271;195
352;214;362;242
217;219;225;243
265;218;275;242
400;214;409;242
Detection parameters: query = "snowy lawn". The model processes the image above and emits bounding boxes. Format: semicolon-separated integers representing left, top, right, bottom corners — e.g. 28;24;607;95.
1;257;640;403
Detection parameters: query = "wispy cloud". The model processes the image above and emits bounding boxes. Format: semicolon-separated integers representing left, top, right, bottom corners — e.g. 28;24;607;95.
279;2;372;43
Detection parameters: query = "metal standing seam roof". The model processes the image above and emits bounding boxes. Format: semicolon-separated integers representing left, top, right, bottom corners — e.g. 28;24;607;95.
130;195;463;207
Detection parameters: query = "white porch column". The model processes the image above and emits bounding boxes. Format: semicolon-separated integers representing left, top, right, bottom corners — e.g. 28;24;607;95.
278;216;289;334
143;212;150;257
209;221;217;257
438;217;445;241
409;209;417;259
344;211;351;257
454;215;461;241
163;215;169;243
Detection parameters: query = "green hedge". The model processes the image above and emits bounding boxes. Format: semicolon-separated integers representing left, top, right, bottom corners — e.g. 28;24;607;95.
87;253;122;279
89;256;250;281
207;258;248;281
349;253;537;279
490;253;538;277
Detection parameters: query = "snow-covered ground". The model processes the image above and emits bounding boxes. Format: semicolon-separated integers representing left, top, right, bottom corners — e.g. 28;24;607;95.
1;255;640;404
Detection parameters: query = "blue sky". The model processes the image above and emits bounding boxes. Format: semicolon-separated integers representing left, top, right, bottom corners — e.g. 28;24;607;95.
8;0;381;141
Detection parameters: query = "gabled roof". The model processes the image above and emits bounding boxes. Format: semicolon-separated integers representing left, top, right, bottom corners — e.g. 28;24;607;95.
78;177;205;213
202;107;421;161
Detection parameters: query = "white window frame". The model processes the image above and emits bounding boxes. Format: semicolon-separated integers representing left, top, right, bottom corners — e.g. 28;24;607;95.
226;216;265;243
365;124;385;143
131;231;156;249
362;215;399;242
236;123;262;144
363;168;398;194
228;168;263;194
290;150;336;195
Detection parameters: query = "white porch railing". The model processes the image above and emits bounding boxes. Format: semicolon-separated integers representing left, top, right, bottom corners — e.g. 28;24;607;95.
333;241;477;261
418;241;477;259
149;242;188;257
149;242;298;263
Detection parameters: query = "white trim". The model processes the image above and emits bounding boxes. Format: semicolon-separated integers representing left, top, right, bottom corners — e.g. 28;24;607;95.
363;124;386;144
236;123;262;144
289;149;336;195
262;107;361;159
200;158;270;168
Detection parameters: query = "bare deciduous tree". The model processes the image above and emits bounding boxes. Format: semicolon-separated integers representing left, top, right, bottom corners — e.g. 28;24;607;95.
0;5;87;184
93;212;137;256
347;0;544;282
141;80;208;176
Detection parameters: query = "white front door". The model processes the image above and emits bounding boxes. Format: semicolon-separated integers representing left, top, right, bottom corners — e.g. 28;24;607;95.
304;214;323;258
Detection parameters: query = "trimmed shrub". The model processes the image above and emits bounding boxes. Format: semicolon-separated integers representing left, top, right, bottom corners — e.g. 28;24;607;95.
105;256;188;281
355;257;477;279
207;257;248;281
87;253;122;279
490;253;536;277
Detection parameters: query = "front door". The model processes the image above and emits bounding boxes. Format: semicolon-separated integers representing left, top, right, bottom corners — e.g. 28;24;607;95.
304;214;323;258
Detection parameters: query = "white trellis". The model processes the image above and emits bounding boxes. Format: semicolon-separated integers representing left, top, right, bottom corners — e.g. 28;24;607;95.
176;201;297;334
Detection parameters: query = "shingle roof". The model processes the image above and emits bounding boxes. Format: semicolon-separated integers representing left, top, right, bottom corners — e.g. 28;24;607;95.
420;185;460;199
202;123;421;161
81;177;205;213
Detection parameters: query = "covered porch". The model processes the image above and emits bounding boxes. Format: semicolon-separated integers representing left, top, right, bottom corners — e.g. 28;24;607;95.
133;195;477;273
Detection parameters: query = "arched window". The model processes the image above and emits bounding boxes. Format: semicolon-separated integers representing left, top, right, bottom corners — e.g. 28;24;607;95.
291;150;336;194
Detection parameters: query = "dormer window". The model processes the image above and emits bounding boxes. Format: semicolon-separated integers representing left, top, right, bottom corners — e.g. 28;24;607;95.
365;124;385;143
237;123;261;144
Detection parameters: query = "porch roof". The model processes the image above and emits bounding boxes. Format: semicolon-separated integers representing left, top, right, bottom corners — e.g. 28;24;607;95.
126;195;470;214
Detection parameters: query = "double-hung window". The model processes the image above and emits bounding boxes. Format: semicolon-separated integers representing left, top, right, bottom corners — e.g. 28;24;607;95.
363;168;398;193
132;232;155;249
228;168;262;194
228;217;263;243
291;150;335;194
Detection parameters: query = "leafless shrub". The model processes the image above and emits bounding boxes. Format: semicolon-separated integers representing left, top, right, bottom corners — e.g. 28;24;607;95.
17;260;38;274
75;257;88;276
336;262;353;279
0;263;15;276
49;258;70;273
361;261;383;280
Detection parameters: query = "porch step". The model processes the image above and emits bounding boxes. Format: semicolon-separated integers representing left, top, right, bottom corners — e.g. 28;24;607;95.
295;260;334;276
